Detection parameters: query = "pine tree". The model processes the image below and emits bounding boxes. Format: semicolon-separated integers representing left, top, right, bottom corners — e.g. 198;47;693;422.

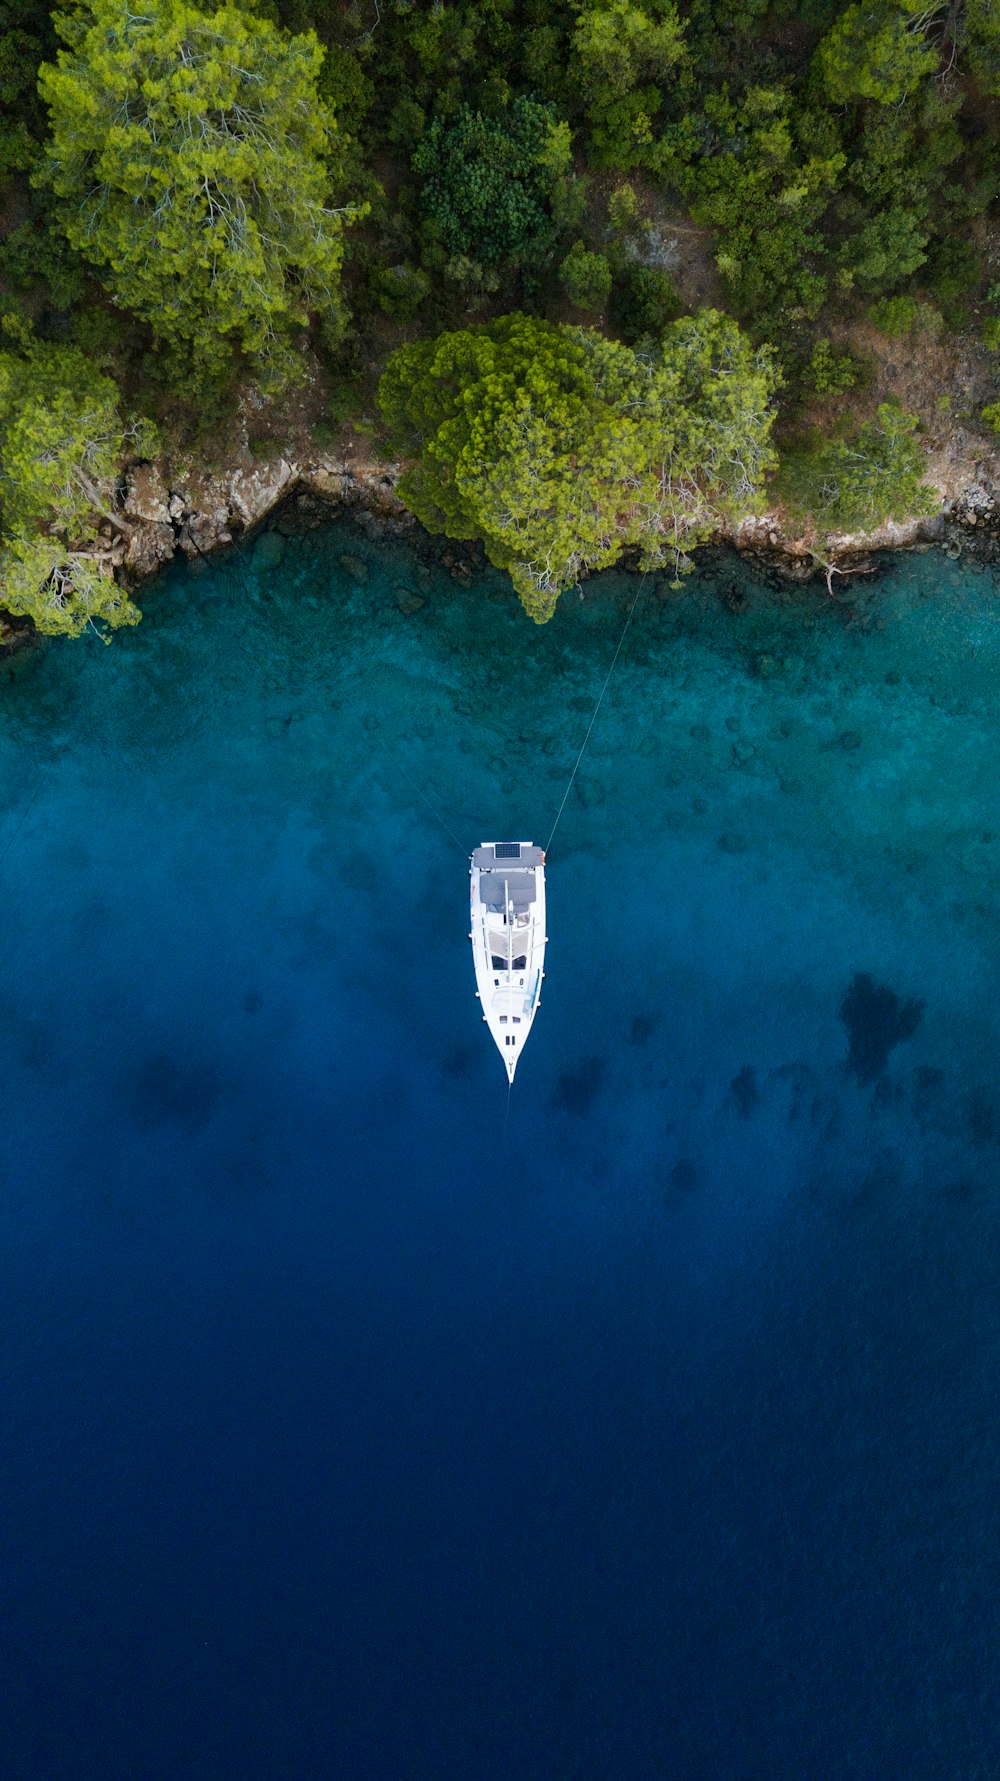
379;311;777;622
38;0;366;381
0;340;157;637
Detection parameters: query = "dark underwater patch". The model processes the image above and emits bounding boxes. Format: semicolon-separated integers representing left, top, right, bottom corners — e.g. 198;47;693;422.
441;1042;478;1080
728;1064;759;1118
770;1061;821;1127
243;990;263;1014
872;1075;906;1110
131;1055;220;1134
669;1158;700;1191
943;1179;979;1205
338;851;379;894
845;1152;901;1216
969;1087;1000;1147
840;973;924;1083
0;996;52;1073
630;1013;657;1045
550;1056;607;1116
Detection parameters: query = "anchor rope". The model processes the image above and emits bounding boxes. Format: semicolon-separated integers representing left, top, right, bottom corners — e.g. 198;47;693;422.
392;750;467;852
544;576;647;856
388;572;648;859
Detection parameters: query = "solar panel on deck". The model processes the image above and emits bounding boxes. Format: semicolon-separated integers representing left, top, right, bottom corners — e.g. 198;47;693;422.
494;843;521;859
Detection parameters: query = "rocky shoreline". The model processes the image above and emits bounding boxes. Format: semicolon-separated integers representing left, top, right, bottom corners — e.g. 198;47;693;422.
4;446;999;652
114;448;999;585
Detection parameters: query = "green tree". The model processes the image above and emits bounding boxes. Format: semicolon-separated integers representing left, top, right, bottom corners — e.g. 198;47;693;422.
778;402;936;533
610;262;680;340
816;2;938;105
379;309;777;622
842;204;929;291
662;89;844;322
571;0;684;164
867;294;943;337
414;99;570;276
804;338;857;397
0;0;53;171
830;66;963;298
0;338;157;636
559;241;613;311
37;0;366;381
966;0;1000;88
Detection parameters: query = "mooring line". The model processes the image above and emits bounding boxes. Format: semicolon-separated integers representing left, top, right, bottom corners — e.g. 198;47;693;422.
545;576;647;856
392;750;467;852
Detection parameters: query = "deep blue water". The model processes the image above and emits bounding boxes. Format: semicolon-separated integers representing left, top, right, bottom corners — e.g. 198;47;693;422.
2;519;1000;1778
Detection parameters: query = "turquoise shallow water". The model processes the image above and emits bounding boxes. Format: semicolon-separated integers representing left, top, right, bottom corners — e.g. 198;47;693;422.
2;520;1000;1776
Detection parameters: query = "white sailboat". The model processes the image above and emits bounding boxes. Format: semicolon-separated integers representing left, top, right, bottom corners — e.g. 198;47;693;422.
470;843;547;1081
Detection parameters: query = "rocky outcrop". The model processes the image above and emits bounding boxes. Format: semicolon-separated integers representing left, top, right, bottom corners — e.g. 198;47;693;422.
114;443;974;596
114;451;411;589
123;462;172;525
4;442;997;658
114;444;990;597
730;505;950;583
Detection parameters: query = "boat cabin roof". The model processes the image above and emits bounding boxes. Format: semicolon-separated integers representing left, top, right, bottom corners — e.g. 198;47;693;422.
472;844;543;916
471;843;543;871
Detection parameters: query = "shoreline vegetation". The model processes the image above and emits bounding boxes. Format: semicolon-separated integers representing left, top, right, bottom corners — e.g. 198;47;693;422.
3;0;1000;641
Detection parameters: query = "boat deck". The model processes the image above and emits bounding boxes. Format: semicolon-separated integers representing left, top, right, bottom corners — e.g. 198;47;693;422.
472;844;544;914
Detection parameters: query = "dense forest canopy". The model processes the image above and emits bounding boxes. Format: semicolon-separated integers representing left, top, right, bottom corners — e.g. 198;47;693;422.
2;0;1000;629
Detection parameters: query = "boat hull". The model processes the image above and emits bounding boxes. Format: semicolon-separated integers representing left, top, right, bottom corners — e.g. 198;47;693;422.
470;843;546;1081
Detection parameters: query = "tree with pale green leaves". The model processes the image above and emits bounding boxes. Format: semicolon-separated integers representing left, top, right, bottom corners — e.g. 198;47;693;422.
559;241;613;311
571;0;685;163
816;2;938;104
37;0;366;382
777;402;936;533
0;340;157;637
379;310;777;622
572;0;685;100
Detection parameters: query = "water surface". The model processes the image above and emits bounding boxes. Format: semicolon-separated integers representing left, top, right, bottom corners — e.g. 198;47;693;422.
2;521;999;1777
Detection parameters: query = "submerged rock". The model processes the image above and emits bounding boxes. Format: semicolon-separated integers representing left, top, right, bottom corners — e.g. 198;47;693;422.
253;530;286;573
840;973;924;1083
728;1065;759;1117
339;553;369;585
550;1056;607;1116
669;1158;700;1191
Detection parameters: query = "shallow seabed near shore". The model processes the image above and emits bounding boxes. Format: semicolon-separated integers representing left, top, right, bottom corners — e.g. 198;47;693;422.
2;523;1000;1778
